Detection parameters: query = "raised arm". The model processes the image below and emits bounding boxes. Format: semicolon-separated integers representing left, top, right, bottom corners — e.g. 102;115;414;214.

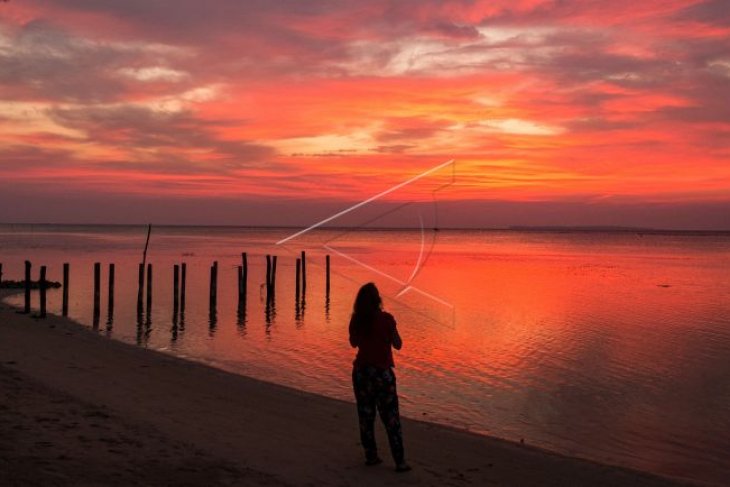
391;316;402;350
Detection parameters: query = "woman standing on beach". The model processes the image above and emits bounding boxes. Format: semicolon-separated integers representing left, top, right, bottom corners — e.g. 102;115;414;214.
349;283;411;472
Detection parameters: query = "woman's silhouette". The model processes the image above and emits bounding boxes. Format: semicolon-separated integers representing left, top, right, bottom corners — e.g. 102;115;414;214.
349;283;410;472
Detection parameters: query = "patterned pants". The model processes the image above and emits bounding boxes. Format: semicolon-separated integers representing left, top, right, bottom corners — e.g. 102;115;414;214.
352;365;405;464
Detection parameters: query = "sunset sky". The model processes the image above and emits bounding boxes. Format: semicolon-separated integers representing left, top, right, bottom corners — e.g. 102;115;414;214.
1;0;729;229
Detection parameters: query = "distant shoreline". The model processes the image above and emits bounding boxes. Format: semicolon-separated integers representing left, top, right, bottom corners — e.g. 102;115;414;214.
1;222;729;235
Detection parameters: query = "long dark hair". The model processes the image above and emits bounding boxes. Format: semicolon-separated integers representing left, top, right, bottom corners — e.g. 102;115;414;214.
351;282;382;331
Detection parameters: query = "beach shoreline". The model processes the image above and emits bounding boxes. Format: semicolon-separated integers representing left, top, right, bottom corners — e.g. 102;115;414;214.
0;290;701;486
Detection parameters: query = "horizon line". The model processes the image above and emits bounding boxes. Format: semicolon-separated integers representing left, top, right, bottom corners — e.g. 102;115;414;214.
1;222;730;234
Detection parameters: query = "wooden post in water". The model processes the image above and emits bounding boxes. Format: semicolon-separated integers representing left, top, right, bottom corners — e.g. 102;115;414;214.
301;251;306;294
265;254;271;299
209;261;218;312
62;263;69;316
180;263;187;313
142;224;152;266
39;265;47;318
326;254;331;296
93;262;101;320
173;264;180;318
108;263;115;320
295;258;301;302
24;260;31;314
271;255;277;293
242;252;248;296
146;263;153;314
137;263;144;315
209;261;218;331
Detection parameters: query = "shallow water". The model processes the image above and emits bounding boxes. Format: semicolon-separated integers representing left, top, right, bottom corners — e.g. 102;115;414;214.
2;224;729;484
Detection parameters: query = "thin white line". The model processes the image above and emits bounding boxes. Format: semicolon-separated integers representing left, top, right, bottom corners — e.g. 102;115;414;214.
276;159;454;245
401;213;425;287
397;285;455;309
323;244;406;286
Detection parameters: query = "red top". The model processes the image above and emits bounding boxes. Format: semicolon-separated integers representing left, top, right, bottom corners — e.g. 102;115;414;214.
350;310;397;369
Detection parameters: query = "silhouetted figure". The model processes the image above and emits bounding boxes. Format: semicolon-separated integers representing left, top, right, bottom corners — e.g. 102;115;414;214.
349;283;410;472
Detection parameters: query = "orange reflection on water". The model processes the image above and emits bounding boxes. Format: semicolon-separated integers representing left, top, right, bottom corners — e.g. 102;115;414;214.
3;227;730;485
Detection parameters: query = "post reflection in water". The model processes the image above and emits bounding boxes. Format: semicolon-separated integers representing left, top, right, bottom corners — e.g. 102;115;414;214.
92;303;100;330
179;263;186;334
236;300;247;336
106;263;114;335
105;300;113;335
143;299;152;345
294;295;301;325
264;293;276;335
171;298;179;343
297;293;305;329
236;264;247;335
135;308;143;347
209;308;217;336
105;315;113;336
325;292;330;324
172;264;180;342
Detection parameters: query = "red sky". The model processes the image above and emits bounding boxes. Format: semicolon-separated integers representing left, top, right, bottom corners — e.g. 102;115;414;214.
1;0;729;229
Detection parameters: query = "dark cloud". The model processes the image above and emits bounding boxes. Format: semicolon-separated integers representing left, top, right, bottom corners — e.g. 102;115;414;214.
674;0;730;26
425;21;482;40
374;144;416;153
565;118;639;132
32;0;354;60
0;20;122;102
376;118;452;143
0;20;198;103
48;105;276;168
0;145;76;170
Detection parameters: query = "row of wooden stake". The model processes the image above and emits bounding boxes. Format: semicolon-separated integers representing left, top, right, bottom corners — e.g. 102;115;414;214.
1;252;330;321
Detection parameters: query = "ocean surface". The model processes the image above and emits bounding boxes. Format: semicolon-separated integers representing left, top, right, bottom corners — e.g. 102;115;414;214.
2;224;729;485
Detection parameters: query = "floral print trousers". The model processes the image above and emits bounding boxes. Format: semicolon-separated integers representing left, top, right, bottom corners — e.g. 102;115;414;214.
352;364;405;464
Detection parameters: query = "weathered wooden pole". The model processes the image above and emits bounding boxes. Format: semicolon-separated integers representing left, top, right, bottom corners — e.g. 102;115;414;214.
142;224;152;266
62;263;69;316
173;264;180;310
326;254;331;296
137;263;144;315
209;261;218;312
265;254;271;298
39;265;47;318
24;260;31;314
146;263;153;313
209;261;218;329
93;262;101;315
173;264;180;322
180;263;187;313
271;255;277;293
242;252;248;296
295;258;301;302
301;251;306;294
108;263;115;320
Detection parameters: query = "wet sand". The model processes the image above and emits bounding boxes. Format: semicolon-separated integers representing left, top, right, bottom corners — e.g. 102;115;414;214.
0;291;698;486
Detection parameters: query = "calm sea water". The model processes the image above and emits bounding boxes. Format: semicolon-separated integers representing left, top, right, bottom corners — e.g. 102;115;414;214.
2;224;729;485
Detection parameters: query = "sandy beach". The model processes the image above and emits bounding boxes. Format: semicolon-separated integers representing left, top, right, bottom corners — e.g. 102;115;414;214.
0;290;698;486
